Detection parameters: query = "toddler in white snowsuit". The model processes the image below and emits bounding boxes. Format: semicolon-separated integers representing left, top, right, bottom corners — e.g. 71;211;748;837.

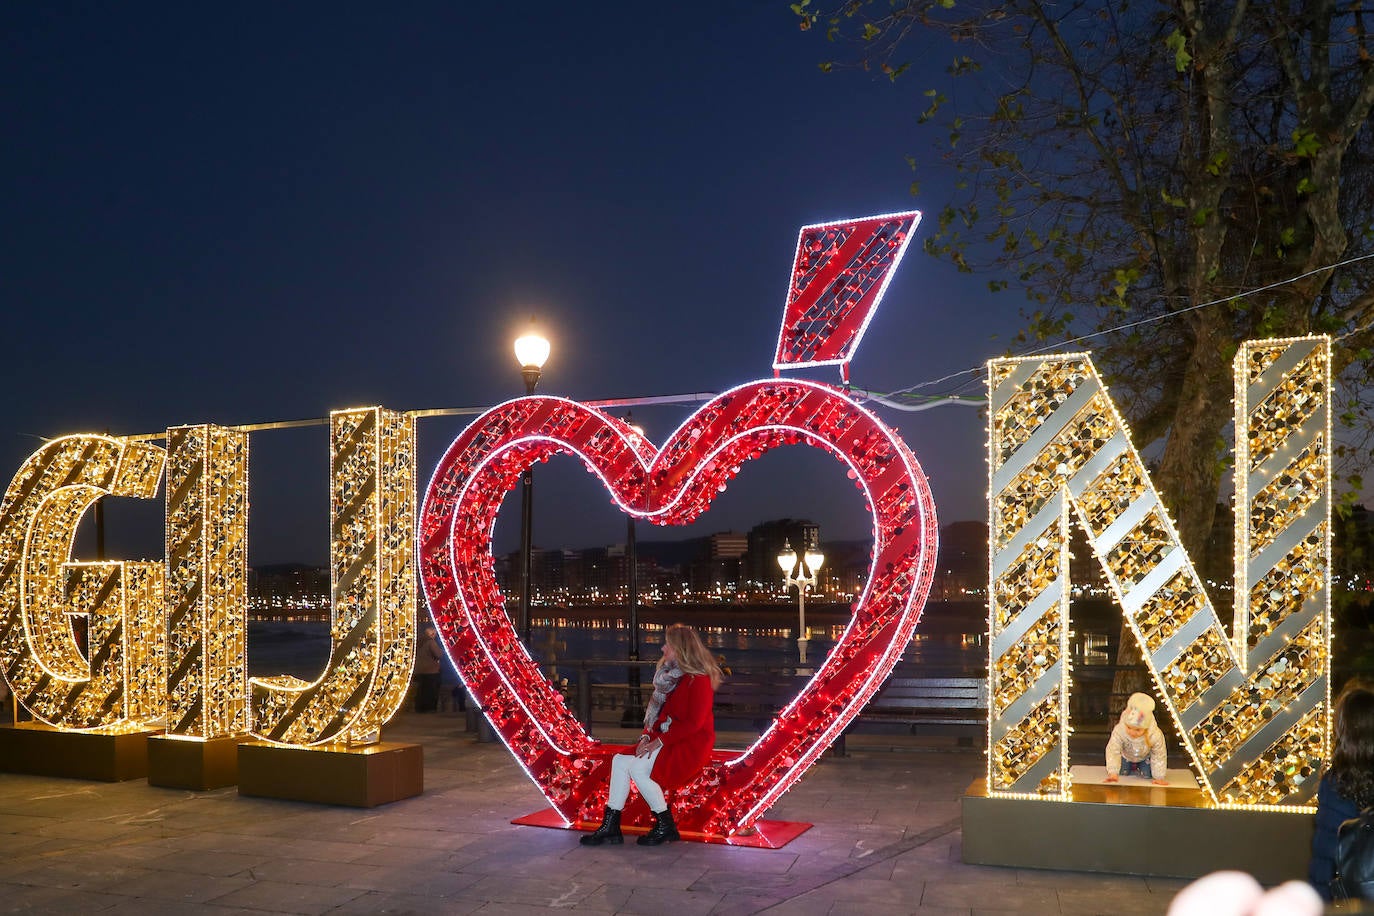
1104;692;1167;786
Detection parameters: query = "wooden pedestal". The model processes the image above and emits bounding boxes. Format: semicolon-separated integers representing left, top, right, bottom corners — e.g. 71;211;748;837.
237;740;423;807
962;778;1314;883
147;734;242;790
0;722;156;782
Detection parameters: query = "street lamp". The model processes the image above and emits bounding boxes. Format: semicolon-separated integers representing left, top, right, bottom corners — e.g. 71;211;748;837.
621;413;645;727
778;540;824;664
514;327;550;646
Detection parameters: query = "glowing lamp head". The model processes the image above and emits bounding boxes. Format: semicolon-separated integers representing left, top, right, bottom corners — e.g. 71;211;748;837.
777;542;798;575
514;329;551;395
804;549;824;575
513;332;551;370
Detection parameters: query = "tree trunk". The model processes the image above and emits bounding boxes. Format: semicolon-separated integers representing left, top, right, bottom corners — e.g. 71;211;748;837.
1111;309;1233;709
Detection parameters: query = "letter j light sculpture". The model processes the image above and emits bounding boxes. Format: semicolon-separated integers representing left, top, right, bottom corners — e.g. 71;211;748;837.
778;541;824;665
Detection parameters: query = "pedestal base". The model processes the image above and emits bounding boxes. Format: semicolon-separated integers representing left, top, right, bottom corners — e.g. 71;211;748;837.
961;778;1314;883
0;722;155;781
147;734;241;790
237;740;423;807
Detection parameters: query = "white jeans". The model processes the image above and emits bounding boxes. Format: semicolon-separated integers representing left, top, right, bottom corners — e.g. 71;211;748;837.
607;746;666;813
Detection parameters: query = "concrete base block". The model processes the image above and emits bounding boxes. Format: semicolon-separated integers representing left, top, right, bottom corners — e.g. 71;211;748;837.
0;722;156;782
147;734;242;790
237;740;423;807
962;778;1314;883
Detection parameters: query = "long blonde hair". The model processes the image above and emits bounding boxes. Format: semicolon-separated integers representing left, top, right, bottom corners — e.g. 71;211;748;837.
661;623;723;689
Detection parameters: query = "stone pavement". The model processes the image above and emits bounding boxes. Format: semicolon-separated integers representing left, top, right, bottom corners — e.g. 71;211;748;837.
0;711;1198;915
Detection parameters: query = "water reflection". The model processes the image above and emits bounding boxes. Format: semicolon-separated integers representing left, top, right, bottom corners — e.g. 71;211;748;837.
246;603;991;681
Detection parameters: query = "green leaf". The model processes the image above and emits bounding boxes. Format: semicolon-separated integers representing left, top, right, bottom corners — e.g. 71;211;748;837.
1165;29;1192;73
1296;177;1315;194
1292;129;1320;158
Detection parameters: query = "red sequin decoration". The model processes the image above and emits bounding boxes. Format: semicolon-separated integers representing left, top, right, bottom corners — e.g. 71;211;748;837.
772;211;920;374
418;379;938;840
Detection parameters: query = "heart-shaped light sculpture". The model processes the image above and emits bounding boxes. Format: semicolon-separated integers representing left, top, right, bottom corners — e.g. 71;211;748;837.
418;377;937;841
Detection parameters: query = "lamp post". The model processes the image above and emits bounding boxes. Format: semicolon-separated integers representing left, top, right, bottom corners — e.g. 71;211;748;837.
621;414;645;727
514;328;550;647
778;540;824;665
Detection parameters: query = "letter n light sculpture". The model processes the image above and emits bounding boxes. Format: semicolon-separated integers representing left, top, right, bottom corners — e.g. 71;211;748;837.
987;336;1331;808
419;212;942;844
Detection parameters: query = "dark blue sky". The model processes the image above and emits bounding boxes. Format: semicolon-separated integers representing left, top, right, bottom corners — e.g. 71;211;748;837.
2;3;1024;566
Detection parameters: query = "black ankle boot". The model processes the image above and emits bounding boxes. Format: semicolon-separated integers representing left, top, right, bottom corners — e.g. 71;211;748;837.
579;807;623;846
636;808;680;846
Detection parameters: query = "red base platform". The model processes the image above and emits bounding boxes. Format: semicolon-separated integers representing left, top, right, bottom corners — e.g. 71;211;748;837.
513;806;812;848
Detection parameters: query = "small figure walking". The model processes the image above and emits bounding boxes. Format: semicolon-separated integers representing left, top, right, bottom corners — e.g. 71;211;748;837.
414;625;443;713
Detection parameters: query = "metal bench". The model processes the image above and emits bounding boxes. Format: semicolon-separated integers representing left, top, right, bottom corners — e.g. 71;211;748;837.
713;671;988;755
835;674;988;756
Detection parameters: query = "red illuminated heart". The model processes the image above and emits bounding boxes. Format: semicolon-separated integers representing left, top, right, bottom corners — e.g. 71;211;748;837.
418;379;937;840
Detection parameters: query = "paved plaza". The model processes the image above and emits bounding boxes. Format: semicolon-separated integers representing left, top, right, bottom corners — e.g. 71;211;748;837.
0;711;1208;915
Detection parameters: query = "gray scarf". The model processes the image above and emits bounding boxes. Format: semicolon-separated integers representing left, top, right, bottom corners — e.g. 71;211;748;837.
643;659;684;730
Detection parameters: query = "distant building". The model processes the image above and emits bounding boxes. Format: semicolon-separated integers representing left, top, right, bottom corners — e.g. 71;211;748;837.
685;532;746;597
249;564;329;621
710;532;747;560
934;521;989;601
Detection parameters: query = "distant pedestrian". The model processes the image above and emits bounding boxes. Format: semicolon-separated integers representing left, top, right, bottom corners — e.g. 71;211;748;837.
580;623;722;847
1103;692;1168;786
415;625;443;713
1309;679;1374;901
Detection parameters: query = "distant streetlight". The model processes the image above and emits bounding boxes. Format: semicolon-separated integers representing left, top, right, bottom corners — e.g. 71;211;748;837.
778;540;824;665
514;327;550;646
622;413;646;727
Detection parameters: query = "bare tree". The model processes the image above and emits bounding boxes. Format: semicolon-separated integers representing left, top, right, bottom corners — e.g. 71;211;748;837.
797;0;1374;561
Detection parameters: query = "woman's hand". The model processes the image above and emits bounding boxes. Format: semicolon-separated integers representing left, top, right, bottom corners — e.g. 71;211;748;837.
635;736;661;758
1103;773;1119;783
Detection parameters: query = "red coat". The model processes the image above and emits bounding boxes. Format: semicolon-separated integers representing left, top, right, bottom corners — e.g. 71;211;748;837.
645;673;715;790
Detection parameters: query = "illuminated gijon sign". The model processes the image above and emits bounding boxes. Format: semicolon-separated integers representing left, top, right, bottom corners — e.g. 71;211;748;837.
0;200;1335;820
0;407;415;747
987;336;1330;809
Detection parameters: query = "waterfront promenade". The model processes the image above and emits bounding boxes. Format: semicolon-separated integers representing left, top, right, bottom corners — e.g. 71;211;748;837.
0;710;1201;915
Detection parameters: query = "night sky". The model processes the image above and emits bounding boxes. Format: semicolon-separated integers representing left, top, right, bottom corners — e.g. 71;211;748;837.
3;3;1026;567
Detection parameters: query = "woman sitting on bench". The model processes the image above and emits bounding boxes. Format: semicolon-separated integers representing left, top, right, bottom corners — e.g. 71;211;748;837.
580;623;723;847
